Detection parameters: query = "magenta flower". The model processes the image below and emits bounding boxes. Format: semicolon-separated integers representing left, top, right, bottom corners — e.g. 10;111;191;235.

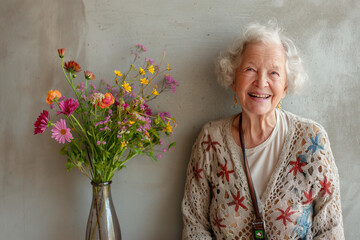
164;75;179;93
57;98;79;116
51;119;73;144
34;110;49;134
143;104;152;116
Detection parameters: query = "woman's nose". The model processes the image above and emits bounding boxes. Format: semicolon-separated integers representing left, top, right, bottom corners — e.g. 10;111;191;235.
254;71;269;88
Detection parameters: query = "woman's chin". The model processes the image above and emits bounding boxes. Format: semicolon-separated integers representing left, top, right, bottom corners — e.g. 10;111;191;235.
242;105;276;117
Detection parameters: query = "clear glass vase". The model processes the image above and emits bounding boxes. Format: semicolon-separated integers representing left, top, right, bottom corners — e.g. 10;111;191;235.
86;181;121;240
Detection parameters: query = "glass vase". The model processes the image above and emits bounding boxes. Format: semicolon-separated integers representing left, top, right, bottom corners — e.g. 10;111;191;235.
86;181;121;240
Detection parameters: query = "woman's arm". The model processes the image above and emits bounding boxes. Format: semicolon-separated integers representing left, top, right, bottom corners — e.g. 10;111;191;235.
181;128;214;240
311;126;345;239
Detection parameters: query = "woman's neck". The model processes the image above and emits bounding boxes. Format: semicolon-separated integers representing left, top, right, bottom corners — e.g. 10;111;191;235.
241;110;277;148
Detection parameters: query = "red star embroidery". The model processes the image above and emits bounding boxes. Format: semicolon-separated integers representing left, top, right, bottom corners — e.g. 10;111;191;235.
320;176;332;197
194;163;203;179
217;162;234;182
289;156;307;176
227;191;247;212
276;206;296;226
213;213;226;230
202;135;221;152
302;189;314;204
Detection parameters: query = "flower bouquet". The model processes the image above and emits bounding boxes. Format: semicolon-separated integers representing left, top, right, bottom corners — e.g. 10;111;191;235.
34;44;177;183
33;45;178;239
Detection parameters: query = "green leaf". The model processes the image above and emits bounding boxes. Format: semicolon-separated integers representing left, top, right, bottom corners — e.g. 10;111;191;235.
66;161;75;171
59;146;68;155
168;142;176;150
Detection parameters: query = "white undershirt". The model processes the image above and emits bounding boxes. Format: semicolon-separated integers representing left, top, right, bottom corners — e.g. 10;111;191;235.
245;109;289;199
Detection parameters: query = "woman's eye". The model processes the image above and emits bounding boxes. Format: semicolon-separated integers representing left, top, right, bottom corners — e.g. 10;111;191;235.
271;71;279;76
247;68;255;72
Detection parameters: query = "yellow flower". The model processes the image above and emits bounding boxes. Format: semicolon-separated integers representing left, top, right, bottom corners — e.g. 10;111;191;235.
129;120;135;124
122;81;131;93
163;122;173;133
166;64;172;71
139;68;145;75
148;65;155;74
114;70;122;76
121;140;127;148
152;88;159;96
140;78;149;85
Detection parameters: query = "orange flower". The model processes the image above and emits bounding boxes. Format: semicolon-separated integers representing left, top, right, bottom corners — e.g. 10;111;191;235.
99;93;115;109
57;48;65;58
46;90;62;105
64;60;81;73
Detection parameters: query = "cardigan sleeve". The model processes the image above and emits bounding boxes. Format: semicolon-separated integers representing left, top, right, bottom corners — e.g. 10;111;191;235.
181;127;214;240
311;126;345;239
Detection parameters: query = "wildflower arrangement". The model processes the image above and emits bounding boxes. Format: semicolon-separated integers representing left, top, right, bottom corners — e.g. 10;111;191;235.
34;44;178;183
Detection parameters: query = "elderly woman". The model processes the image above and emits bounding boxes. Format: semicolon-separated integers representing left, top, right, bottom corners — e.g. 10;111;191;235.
181;23;344;240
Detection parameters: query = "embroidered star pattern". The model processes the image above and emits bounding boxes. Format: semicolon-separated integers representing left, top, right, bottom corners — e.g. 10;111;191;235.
202;135;221;152
289;155;307;176
319;176;332;197
213;213;226;230
218;162;234;182
276;206;296;226
194;163;203;179
227;191;247;212
307;134;324;154
302;189;314;204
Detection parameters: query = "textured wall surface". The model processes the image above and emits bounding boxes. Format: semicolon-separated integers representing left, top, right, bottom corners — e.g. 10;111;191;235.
1;0;359;239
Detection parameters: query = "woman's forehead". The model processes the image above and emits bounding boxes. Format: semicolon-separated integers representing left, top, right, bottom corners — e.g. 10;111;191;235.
241;42;286;66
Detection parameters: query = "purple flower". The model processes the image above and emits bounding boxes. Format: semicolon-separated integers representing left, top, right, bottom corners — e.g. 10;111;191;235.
57;98;79;116
77;82;85;91
136;44;147;52
157;112;171;121
145;57;154;65
164;75;179;93
89;82;96;90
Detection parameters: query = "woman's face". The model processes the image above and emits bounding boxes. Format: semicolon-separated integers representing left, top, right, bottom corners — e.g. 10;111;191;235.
233;42;287;117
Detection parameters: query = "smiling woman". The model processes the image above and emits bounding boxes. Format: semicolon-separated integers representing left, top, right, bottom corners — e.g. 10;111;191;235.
181;22;345;240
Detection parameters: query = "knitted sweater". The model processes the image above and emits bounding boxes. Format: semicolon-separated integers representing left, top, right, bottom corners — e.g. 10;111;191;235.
181;110;344;240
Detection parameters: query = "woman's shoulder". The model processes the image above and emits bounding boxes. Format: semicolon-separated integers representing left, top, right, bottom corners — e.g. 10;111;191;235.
202;115;235;131
195;115;236;144
280;109;328;135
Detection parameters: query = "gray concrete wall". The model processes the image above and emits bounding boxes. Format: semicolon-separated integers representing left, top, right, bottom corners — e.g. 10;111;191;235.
1;0;359;239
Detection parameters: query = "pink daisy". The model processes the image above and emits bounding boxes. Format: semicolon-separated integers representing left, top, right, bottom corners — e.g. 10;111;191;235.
57;98;79;116
34;110;49;134
51;119;73;144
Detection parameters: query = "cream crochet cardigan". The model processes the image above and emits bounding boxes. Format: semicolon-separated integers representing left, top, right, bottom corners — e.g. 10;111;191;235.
182;110;344;240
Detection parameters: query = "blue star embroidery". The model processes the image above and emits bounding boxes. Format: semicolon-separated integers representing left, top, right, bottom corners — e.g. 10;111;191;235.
293;205;313;240
307;134;324;154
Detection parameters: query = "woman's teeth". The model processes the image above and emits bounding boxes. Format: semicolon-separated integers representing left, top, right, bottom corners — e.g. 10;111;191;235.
249;93;271;99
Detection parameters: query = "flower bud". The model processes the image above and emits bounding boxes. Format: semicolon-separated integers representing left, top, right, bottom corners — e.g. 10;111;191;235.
84;70;95;80
57;48;65;58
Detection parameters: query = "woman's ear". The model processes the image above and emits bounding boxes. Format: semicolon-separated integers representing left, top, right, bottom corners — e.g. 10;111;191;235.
282;85;288;99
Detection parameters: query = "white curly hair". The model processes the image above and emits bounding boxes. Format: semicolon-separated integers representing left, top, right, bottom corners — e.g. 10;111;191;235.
215;22;307;93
